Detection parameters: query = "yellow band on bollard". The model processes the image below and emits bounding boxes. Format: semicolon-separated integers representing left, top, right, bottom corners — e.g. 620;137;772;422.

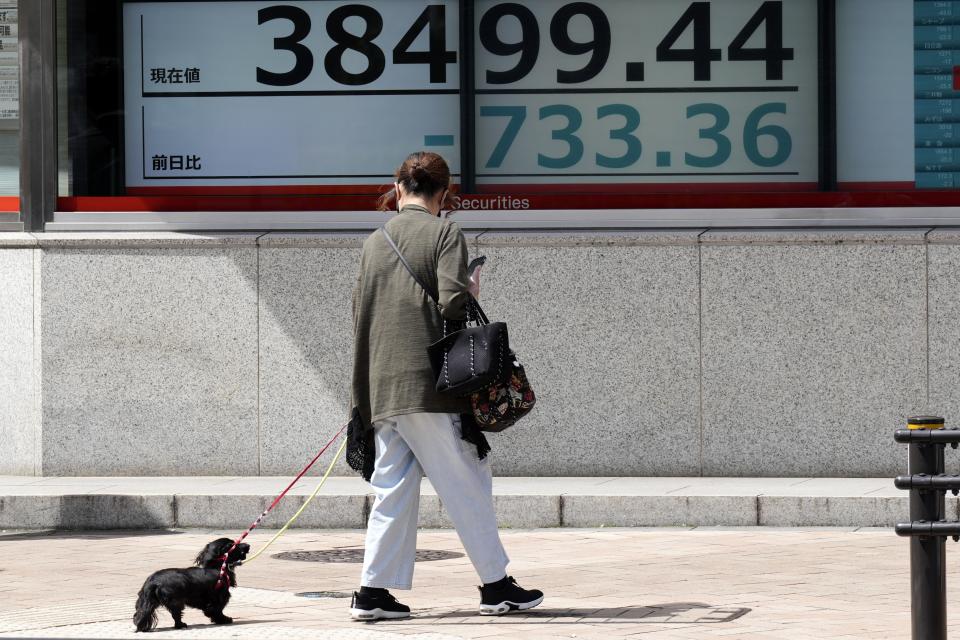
908;421;945;430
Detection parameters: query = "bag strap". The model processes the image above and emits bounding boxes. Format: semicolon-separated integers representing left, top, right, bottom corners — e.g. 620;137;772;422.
380;227;440;303
470;298;490;325
381;226;487;327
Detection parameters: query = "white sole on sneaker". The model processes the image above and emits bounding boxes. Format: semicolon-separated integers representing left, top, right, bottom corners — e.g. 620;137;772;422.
349;607;411;621
479;595;544;616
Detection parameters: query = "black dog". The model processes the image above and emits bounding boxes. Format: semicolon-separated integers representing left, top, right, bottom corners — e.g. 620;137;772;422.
133;538;250;632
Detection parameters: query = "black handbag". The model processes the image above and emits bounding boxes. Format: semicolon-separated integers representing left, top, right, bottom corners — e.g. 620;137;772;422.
381;227;511;397
427;298;510;396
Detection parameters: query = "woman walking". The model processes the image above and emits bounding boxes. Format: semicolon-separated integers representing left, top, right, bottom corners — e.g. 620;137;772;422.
348;151;543;621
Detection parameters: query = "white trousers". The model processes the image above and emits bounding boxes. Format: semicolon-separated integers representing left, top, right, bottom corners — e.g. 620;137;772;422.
360;412;509;590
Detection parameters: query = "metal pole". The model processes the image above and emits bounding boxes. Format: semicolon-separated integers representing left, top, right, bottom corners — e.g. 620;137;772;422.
458;0;475;195
19;0;57;232
908;416;947;640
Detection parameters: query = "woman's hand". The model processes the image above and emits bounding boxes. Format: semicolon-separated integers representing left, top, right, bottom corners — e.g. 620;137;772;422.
468;264;482;298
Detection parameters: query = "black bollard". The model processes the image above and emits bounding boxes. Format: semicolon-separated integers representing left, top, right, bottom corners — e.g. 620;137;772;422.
907;416;947;640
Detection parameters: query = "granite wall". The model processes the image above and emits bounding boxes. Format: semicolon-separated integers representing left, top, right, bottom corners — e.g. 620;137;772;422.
0;228;949;477
701;230;926;476
0;234;38;474
35;234;261;475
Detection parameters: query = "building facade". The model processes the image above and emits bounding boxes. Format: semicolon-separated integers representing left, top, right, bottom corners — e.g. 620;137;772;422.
1;0;958;477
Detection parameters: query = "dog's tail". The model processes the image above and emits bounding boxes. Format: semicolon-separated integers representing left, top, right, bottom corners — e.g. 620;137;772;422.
133;583;159;632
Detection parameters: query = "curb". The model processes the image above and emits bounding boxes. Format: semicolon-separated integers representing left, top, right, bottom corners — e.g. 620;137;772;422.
0;491;923;530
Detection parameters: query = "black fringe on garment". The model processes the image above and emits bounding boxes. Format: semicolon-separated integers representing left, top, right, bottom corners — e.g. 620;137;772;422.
346;407;376;482
459;412;491;460
348;408;491;482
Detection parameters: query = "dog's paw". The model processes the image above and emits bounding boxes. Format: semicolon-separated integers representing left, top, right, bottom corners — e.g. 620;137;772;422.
174;621;188;630
213;616;233;625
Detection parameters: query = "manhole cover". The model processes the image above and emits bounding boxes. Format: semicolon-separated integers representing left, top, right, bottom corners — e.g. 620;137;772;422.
296;591;353;599
273;549;464;563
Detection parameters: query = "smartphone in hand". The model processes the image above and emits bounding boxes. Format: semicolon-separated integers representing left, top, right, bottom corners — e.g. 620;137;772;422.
468;256;487;276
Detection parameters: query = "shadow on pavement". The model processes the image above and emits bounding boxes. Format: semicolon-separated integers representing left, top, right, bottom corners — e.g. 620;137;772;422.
160;619;275;630
408;602;751;625
0;529;185;541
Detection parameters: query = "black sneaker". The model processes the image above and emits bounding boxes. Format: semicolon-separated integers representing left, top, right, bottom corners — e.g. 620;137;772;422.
349;589;411;621
478;576;544;615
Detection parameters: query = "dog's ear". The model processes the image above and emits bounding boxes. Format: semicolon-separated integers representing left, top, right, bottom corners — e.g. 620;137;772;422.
194;544;214;567
195;539;233;567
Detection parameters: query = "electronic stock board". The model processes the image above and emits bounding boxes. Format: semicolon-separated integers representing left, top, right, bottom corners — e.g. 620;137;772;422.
915;1;960;188
123;1;820;205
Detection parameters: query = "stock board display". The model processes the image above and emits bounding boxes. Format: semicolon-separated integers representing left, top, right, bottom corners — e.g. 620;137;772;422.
123;1;462;188
123;0;819;202
915;1;960;188
472;0;819;192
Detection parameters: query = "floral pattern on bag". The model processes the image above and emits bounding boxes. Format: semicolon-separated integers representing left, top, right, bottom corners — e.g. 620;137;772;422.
470;360;536;432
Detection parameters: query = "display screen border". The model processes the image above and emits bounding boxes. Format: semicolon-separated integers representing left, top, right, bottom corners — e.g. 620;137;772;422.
54;0;960;217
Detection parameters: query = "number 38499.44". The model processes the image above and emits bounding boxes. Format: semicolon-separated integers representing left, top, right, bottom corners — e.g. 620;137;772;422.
256;2;795;87
482;102;793;170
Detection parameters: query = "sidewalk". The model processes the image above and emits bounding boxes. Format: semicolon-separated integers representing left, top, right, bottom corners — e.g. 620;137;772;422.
0;477;917;529
0;527;931;639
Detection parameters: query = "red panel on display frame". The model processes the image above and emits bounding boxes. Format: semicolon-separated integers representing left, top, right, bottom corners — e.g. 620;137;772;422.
57;188;960;212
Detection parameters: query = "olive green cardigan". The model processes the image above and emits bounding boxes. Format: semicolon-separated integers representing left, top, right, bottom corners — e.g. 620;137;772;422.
351;205;472;426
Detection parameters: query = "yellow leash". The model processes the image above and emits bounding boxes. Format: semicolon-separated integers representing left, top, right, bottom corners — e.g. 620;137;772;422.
242;436;349;565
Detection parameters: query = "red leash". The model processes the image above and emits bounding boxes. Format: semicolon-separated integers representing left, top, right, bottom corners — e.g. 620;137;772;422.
215;424;348;589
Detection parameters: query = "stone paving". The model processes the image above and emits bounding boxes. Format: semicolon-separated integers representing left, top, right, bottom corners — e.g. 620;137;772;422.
0;527;944;639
